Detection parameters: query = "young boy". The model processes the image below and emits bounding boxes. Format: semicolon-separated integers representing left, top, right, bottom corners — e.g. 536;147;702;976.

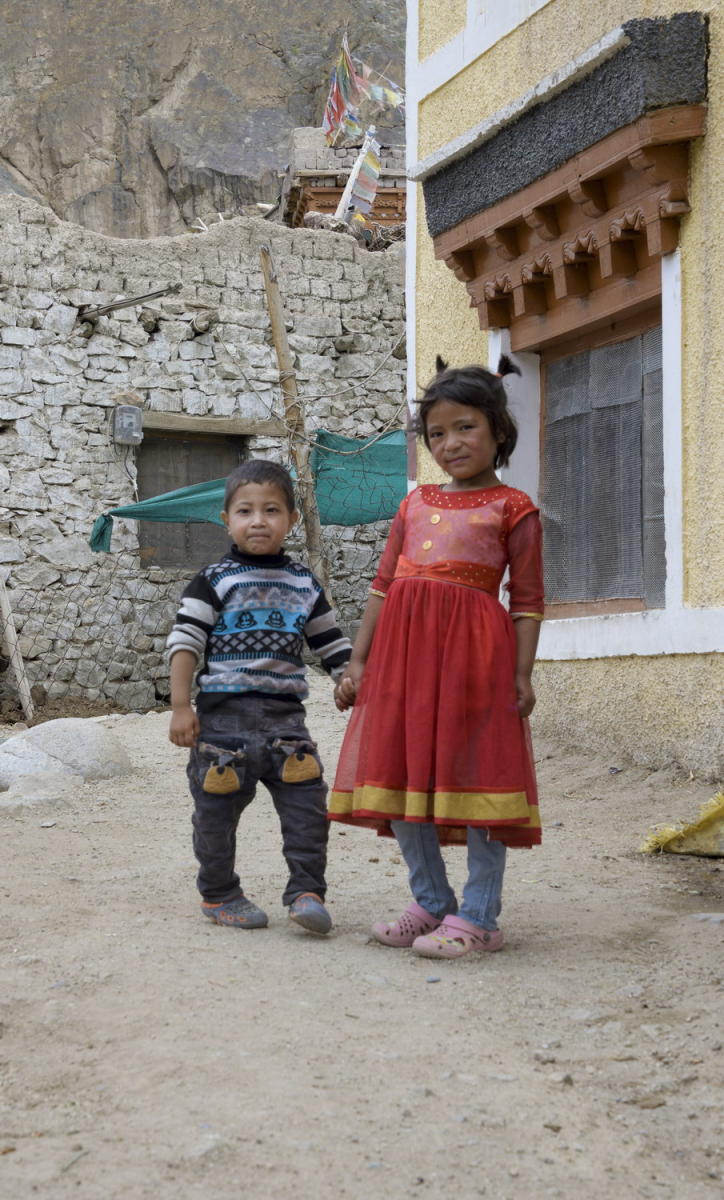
167;460;351;935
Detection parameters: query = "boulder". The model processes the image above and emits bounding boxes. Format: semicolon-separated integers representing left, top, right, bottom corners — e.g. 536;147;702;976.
0;770;80;808
0;718;131;790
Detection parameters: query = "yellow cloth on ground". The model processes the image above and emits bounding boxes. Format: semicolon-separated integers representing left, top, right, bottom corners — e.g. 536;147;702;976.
640;792;724;857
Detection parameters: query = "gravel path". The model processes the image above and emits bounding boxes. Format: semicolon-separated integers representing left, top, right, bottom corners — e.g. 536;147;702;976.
1;674;722;1199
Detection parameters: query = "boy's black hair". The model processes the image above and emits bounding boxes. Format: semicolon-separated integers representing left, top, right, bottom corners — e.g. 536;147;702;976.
413;355;521;468
223;460;297;512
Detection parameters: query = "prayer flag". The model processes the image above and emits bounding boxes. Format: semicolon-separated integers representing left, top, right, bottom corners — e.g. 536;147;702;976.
349;136;381;214
342;108;363;138
383;86;404;108
322;67;346;144
337;35;361;108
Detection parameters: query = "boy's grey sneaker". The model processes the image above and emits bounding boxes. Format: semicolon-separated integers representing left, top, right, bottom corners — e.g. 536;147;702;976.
288;892;332;935
201;896;268;929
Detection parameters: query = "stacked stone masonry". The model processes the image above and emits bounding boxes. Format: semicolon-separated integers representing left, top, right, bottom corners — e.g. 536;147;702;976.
281;128;407;227
0;195;405;713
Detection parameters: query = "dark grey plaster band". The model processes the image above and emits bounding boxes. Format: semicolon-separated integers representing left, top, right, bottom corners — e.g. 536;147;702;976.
423;12;708;240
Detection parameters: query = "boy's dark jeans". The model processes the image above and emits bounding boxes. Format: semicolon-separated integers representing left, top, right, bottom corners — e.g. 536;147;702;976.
187;695;328;907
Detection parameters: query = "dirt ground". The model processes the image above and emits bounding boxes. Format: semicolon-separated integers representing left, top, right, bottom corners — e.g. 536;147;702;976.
1;673;722;1200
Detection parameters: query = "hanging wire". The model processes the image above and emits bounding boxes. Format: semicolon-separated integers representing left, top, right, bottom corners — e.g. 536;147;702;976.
215;328;410;455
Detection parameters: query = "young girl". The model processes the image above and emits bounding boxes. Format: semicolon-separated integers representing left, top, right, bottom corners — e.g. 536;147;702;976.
329;356;544;959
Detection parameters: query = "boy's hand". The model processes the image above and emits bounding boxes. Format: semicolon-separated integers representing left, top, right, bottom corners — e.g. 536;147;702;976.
169;705;200;747
334;662;364;712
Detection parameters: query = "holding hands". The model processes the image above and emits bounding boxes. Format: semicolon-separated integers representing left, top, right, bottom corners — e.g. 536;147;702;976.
334;660;365;711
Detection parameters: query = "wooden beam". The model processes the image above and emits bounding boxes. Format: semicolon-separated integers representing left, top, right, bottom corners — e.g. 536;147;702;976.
259;244;331;592
141;411;285;436
432;105;706;258
0;575;34;720
510;261;661;351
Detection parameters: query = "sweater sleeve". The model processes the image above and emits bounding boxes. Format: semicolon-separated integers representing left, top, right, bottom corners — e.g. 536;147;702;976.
370;495;408;596
506;511;545;619
166;571;221;663
303;586;352;678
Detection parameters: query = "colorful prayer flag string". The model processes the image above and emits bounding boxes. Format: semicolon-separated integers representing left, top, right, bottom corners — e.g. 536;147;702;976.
322;37;405;144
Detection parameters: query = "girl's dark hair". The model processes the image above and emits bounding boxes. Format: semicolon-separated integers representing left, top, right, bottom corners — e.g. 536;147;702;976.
414;355;521;468
223;459;296;512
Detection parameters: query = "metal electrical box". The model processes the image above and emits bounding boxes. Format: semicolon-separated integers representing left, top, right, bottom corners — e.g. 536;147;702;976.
112;405;144;446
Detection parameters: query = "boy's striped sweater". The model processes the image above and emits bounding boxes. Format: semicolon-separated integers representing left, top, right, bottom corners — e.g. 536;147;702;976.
166;547;351;709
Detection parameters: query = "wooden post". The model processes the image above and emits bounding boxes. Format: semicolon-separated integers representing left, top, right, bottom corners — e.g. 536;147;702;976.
0;575;35;720
259;243;331;591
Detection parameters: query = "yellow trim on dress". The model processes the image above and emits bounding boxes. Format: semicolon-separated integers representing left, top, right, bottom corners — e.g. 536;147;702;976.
369;587;387;598
329;785;539;825
511;611;544;621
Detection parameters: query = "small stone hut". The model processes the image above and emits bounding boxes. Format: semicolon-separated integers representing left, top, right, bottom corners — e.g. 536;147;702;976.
0;195;405;712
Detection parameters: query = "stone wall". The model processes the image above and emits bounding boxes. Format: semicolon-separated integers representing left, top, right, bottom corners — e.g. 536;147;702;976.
287;128;407;179
0;195;405;713
280;128;407;227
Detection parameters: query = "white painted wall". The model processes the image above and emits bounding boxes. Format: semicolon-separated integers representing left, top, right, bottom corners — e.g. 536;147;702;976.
490;328;541;506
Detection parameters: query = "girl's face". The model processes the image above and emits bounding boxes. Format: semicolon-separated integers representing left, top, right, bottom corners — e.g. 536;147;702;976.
425;399;503;490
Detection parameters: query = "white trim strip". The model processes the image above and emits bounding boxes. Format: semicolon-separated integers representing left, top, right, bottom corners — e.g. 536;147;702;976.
491;330;541;507
406;0;420;471
410;0;556;106
661;251;684;609
409;27;628;181
538;607;724;660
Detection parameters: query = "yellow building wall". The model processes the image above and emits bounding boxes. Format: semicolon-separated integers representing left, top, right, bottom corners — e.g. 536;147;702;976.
415;212;485;483
418;0;467;61
533;655;724;780
414;1;724;773
415;0;724;608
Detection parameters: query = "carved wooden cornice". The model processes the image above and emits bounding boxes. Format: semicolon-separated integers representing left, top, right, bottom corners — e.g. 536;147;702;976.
432;106;706;350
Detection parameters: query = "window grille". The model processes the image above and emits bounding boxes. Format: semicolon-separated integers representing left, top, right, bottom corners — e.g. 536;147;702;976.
136;432;246;569
541;328;665;607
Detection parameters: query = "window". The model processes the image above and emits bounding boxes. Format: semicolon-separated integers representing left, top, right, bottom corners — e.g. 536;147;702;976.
540;326;665;612
136;431;246;570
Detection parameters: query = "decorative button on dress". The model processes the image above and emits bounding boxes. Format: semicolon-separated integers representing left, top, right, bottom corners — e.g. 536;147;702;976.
329;483;545;847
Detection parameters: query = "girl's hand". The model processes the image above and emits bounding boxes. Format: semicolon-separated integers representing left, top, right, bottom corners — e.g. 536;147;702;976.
169;705;200;747
515;675;536;719
334;661;365;711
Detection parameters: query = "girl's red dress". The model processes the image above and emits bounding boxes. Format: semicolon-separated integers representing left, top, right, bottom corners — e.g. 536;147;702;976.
329;483;544;847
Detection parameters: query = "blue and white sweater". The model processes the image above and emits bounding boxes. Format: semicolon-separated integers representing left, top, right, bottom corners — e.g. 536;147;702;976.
166;547;351;711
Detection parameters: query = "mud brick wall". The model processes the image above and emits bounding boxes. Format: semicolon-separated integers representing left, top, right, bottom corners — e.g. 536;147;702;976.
0;195;405;711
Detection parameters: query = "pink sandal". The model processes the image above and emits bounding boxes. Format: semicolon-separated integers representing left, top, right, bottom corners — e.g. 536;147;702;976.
371;901;442;947
412;914;504;959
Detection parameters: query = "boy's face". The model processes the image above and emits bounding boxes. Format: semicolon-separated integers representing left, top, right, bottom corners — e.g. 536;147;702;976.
222;482;297;556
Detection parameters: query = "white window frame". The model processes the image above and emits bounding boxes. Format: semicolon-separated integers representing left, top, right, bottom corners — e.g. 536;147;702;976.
491;252;722;659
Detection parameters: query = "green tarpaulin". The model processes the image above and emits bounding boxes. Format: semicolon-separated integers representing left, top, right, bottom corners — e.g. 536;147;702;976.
312;429;407;525
89;429;406;552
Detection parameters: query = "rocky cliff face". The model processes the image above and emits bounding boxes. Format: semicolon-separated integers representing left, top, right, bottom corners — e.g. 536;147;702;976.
0;0;405;238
